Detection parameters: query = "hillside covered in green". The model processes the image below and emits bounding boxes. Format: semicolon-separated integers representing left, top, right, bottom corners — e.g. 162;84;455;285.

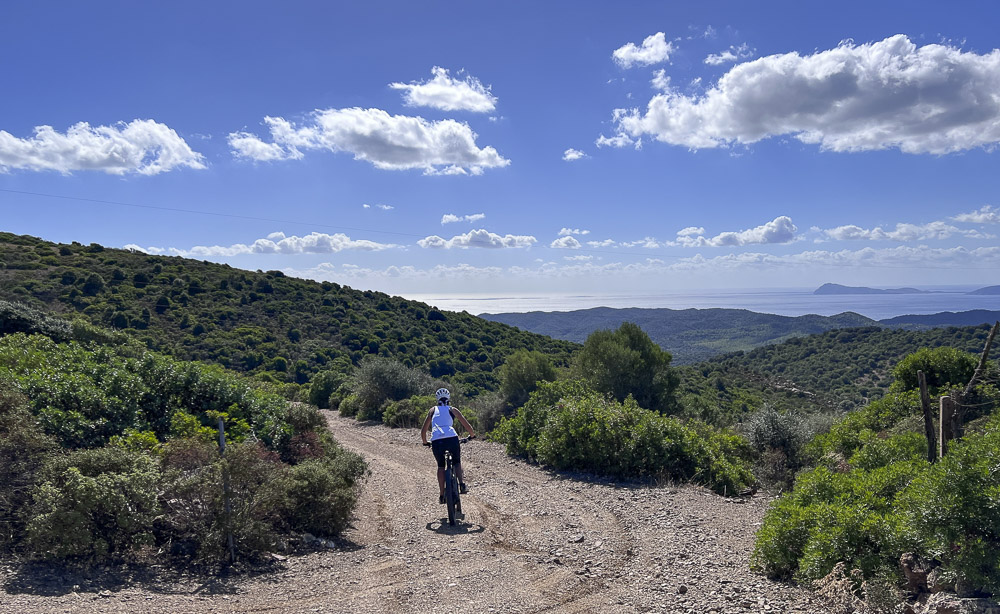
0;232;576;396
679;325;995;423
480;306;877;364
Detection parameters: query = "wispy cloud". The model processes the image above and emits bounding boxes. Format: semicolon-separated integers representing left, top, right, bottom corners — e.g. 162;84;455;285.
126;231;398;257
389;66;497;113
607;35;1000;154
613;32;674;68
229;108;509;175
418;229;536;249
819;221;991;242
363;203;394;210
0;120;205;175
441;213;486;224
704;43;754;66
558;228;591;236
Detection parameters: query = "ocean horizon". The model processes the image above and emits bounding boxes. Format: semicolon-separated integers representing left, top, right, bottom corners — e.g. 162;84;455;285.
403;286;1000;321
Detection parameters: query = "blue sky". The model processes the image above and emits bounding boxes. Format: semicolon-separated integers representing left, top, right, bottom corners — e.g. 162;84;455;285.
3;1;1000;306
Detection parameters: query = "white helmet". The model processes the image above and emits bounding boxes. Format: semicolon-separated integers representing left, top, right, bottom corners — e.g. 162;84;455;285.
435;388;451;402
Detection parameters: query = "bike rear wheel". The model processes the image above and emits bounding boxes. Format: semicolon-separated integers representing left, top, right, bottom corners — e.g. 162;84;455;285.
444;467;457;526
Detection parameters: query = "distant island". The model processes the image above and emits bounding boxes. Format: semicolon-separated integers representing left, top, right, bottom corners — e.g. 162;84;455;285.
814;283;929;295
969;285;1000;295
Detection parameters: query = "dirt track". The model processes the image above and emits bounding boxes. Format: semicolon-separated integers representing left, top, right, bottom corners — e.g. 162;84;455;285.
0;412;820;613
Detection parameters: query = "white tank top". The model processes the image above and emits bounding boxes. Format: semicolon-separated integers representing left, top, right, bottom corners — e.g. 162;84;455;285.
430;405;459;441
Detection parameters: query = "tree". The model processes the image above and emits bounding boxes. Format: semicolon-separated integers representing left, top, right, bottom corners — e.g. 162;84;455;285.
575;322;679;414
82;273;105;296
890;346;977;393
499;350;557;409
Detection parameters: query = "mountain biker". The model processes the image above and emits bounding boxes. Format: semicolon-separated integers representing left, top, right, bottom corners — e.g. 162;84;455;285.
421;388;476;504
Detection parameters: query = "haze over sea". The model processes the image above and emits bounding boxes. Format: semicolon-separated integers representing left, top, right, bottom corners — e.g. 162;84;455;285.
409;286;1000;321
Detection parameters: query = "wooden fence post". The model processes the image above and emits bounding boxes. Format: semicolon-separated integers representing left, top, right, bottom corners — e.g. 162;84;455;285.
917;371;936;463
938;396;955;459
219;417;236;564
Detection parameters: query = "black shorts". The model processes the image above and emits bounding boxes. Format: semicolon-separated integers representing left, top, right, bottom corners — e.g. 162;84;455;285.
431;436;461;468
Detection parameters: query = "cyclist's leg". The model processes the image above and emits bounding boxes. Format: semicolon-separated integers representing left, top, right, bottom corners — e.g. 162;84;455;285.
431;440;447;500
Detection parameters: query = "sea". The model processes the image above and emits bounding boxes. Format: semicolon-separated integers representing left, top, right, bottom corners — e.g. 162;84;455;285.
405;286;1000;321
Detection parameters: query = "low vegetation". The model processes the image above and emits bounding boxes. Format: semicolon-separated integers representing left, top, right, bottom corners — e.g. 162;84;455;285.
0;317;366;565
752;342;1000;597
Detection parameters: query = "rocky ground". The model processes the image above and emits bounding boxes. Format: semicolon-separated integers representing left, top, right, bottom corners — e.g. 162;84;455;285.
0;412;821;613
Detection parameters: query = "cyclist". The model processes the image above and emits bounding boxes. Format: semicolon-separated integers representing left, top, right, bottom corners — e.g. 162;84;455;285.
421;388;476;504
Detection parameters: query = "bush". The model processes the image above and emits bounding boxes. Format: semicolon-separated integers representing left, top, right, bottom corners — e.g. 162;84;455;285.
752;458;924;582
26;447;162;561
284;446;367;536
383;395;434;428
307;370;346;409
898;415;1000;594
349;357;432;422
0;388;57;547
889;346;977;393
495;382;754;494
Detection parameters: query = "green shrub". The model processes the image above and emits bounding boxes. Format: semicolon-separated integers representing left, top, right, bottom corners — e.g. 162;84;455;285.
495;382;753;494
752;459;924;582
215;442;290;560
284;446;367;536
898;415;1000;594
889;346;977;393
383;395;434;428
349;357;432;421
307;370;346;409
806;391;919;462
0;388;57;547
338;394;361;418
26;447;162;561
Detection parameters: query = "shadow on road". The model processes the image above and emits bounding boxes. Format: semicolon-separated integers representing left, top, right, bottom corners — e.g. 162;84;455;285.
425;514;486;536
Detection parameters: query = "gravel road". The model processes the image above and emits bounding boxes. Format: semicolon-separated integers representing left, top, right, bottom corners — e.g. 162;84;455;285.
0;412;820;613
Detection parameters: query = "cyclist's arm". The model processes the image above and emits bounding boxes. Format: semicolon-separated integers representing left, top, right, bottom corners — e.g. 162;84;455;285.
451;408;477;439
420;409;434;445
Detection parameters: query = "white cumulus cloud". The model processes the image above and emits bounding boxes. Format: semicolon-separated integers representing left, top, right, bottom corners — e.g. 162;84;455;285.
229;108;509;175
558;228;590;236
613;32;674;68
0;119;205;175
954;205;1000;224
441;213;486;224
675;216;798;247
389;66;498;113
550;236;582;249
609;35;1000;154
418;229;537;249
562;148;588;161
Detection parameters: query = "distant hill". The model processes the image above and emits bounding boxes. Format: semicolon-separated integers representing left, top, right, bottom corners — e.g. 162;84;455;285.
0;232;577;395
968;285;1000;295
881;310;1000;328
813;283;930;295
677;324;995;423
479;307;877;364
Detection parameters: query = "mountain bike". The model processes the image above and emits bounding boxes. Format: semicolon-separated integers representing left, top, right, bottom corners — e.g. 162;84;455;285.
426;436;473;526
